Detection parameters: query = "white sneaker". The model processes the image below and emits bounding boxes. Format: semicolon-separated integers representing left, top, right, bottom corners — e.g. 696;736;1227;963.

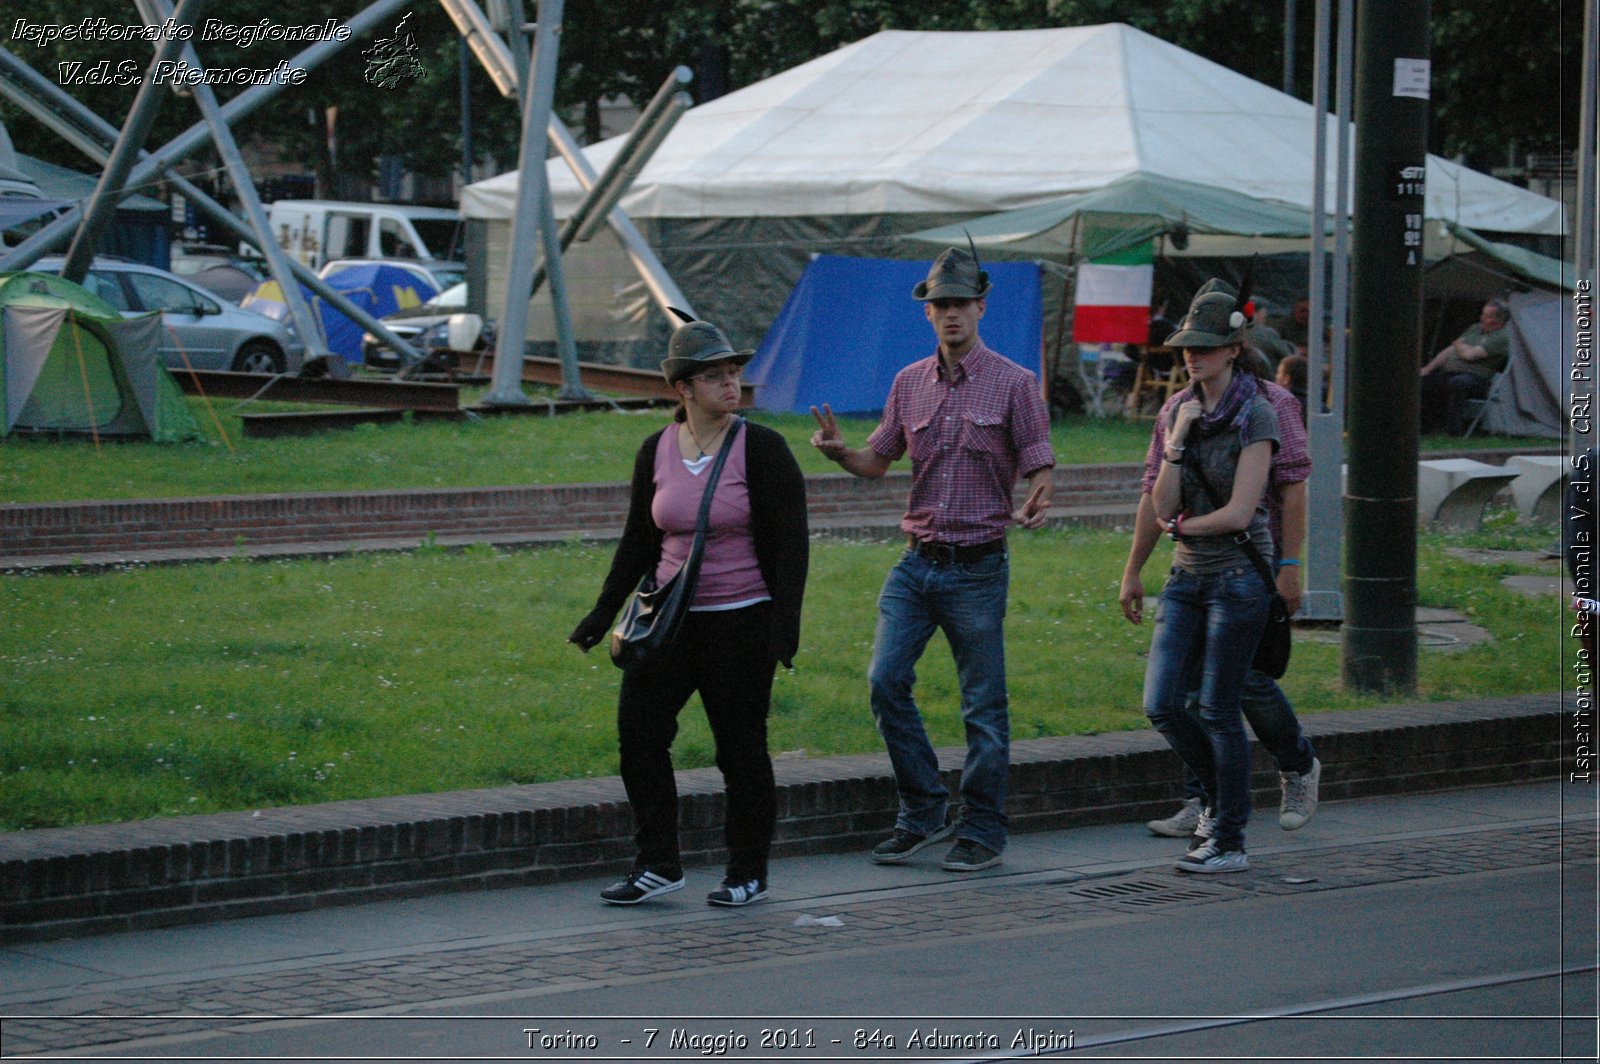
1175;839;1249;874
1279;757;1322;831
1146;796;1202;838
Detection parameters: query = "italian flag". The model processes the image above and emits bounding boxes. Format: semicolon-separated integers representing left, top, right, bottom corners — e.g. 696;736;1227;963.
1073;242;1154;344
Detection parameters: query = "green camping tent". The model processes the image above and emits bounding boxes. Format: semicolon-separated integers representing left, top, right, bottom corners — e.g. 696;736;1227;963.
0;272;201;442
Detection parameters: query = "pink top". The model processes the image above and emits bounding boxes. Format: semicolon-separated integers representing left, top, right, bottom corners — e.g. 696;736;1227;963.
651;424;771;609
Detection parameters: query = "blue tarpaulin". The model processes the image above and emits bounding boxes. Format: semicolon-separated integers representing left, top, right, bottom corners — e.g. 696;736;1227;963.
746;255;1042;415
243;263;437;361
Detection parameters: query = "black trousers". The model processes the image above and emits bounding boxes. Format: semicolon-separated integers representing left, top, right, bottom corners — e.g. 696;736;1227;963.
1420;369;1491;435
616;602;777;882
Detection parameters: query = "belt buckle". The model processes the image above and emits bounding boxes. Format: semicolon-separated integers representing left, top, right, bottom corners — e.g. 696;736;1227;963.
926;541;956;564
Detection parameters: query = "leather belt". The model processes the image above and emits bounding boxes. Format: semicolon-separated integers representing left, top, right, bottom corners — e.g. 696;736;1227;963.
909;536;1006;564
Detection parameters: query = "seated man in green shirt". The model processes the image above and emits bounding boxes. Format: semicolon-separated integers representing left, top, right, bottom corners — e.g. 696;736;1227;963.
1419;298;1511;435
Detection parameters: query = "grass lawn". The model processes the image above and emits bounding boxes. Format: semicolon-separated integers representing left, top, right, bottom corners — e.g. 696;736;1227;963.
0;394;1539;504
0;517;1565;831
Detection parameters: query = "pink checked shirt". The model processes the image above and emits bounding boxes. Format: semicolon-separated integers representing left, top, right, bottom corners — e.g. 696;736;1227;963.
867;341;1055;545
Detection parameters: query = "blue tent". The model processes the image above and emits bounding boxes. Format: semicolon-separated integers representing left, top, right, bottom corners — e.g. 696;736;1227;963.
244;263;437;361
746;255;1042;415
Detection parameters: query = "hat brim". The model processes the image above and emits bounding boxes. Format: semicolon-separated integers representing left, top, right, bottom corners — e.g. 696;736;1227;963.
1164;327;1243;349
913;279;992;302
661;349;755;383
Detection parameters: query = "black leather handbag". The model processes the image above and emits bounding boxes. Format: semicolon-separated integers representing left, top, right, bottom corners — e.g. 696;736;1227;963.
609;419;742;671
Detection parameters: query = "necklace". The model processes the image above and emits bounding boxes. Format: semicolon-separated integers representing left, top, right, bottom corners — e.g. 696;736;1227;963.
685;417;730;459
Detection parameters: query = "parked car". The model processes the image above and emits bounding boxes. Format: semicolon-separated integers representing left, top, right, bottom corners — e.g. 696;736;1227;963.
360;282;494;371
36;256;304;374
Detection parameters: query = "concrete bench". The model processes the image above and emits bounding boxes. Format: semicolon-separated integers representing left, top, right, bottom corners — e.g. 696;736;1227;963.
1506;455;1567;523
1417;458;1517;531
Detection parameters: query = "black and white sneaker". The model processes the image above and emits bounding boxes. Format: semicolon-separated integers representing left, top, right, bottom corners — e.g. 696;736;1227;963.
1174;839;1249;874
706;877;767;908
599;866;685;905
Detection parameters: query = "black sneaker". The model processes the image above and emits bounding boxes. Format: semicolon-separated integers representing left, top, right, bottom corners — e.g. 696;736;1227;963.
941;838;1003;872
599;866;685;905
870;822;954;864
706;877;767;908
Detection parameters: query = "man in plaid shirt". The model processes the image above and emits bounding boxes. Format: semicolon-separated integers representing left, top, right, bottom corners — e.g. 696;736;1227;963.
811;247;1054;872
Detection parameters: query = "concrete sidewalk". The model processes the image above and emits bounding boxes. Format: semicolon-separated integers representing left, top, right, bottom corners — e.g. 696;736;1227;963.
0;693;1566;945
2;779;1594;1061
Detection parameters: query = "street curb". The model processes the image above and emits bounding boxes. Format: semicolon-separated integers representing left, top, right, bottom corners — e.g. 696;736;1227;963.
0;693;1561;943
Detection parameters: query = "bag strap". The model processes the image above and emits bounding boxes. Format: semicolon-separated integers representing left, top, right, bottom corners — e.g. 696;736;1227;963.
1186;455;1278;598
693;416;742;534
675;417;743;589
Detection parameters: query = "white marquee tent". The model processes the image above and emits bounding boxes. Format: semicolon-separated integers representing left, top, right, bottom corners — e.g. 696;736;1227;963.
461;23;1562;354
464;23;1561;232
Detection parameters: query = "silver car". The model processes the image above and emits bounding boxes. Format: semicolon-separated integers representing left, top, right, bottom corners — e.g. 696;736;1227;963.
36;256;304;374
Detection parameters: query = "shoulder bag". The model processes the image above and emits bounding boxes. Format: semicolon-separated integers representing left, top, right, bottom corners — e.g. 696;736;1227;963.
610;418;743;671
1187;457;1293;680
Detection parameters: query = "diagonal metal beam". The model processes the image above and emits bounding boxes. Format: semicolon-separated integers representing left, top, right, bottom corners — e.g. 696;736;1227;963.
0;50;425;367
0;0;413;272
59;0;207;283
137;0;326;357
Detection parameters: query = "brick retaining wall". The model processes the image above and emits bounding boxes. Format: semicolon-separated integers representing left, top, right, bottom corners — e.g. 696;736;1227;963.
0;693;1560;943
0;464;1144;562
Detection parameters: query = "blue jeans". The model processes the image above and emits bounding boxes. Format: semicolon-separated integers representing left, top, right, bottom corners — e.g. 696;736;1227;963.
1142;567;1270;849
870;549;1010;853
1179;670;1318;802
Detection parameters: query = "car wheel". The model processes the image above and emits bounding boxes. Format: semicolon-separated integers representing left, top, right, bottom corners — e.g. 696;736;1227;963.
232;341;285;374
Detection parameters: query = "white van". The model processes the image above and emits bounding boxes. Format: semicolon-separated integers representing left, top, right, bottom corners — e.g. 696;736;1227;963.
267;200;460;270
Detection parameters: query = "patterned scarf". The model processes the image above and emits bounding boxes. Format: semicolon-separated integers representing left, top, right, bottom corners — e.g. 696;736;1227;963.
1176;367;1260;440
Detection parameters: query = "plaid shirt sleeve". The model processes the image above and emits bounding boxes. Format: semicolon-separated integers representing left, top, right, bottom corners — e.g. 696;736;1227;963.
1009;374;1055;477
1140;395;1180;494
1265;382;1311;485
866;373;908;461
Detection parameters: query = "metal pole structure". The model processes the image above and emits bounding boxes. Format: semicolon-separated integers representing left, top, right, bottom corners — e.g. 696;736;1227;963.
440;0;520;98
0;50;426;367
1300;0;1342;621
1303;0;1354;622
515;68;691;300
1284;0;1297;95
1574;0;1597;462
547;119;695;318
1344;0;1430;693
437;1;696;318
59;0;206;284
571;68;692;243
137;0;327;360
0;0;413;272
488;0;590;403
460;37;474;186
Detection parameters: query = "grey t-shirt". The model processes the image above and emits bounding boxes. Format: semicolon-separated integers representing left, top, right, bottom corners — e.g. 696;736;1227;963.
1171;395;1280;575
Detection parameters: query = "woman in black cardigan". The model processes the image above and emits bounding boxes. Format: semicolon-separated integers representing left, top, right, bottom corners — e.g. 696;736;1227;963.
569;317;808;908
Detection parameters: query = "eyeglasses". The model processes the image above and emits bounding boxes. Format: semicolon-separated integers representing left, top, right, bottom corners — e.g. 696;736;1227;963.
689;365;743;385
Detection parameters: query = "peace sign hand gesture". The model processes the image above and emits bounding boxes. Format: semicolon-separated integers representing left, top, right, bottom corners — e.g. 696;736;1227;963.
810;404;850;462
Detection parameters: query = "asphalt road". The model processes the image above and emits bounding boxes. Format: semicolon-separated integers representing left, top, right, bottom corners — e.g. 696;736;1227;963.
3;781;1595;1063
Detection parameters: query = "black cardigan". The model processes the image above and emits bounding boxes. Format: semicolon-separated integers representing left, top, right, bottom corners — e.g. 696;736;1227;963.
571;420;810;665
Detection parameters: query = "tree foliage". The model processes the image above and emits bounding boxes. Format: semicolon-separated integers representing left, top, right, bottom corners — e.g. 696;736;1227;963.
0;0;1579;202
